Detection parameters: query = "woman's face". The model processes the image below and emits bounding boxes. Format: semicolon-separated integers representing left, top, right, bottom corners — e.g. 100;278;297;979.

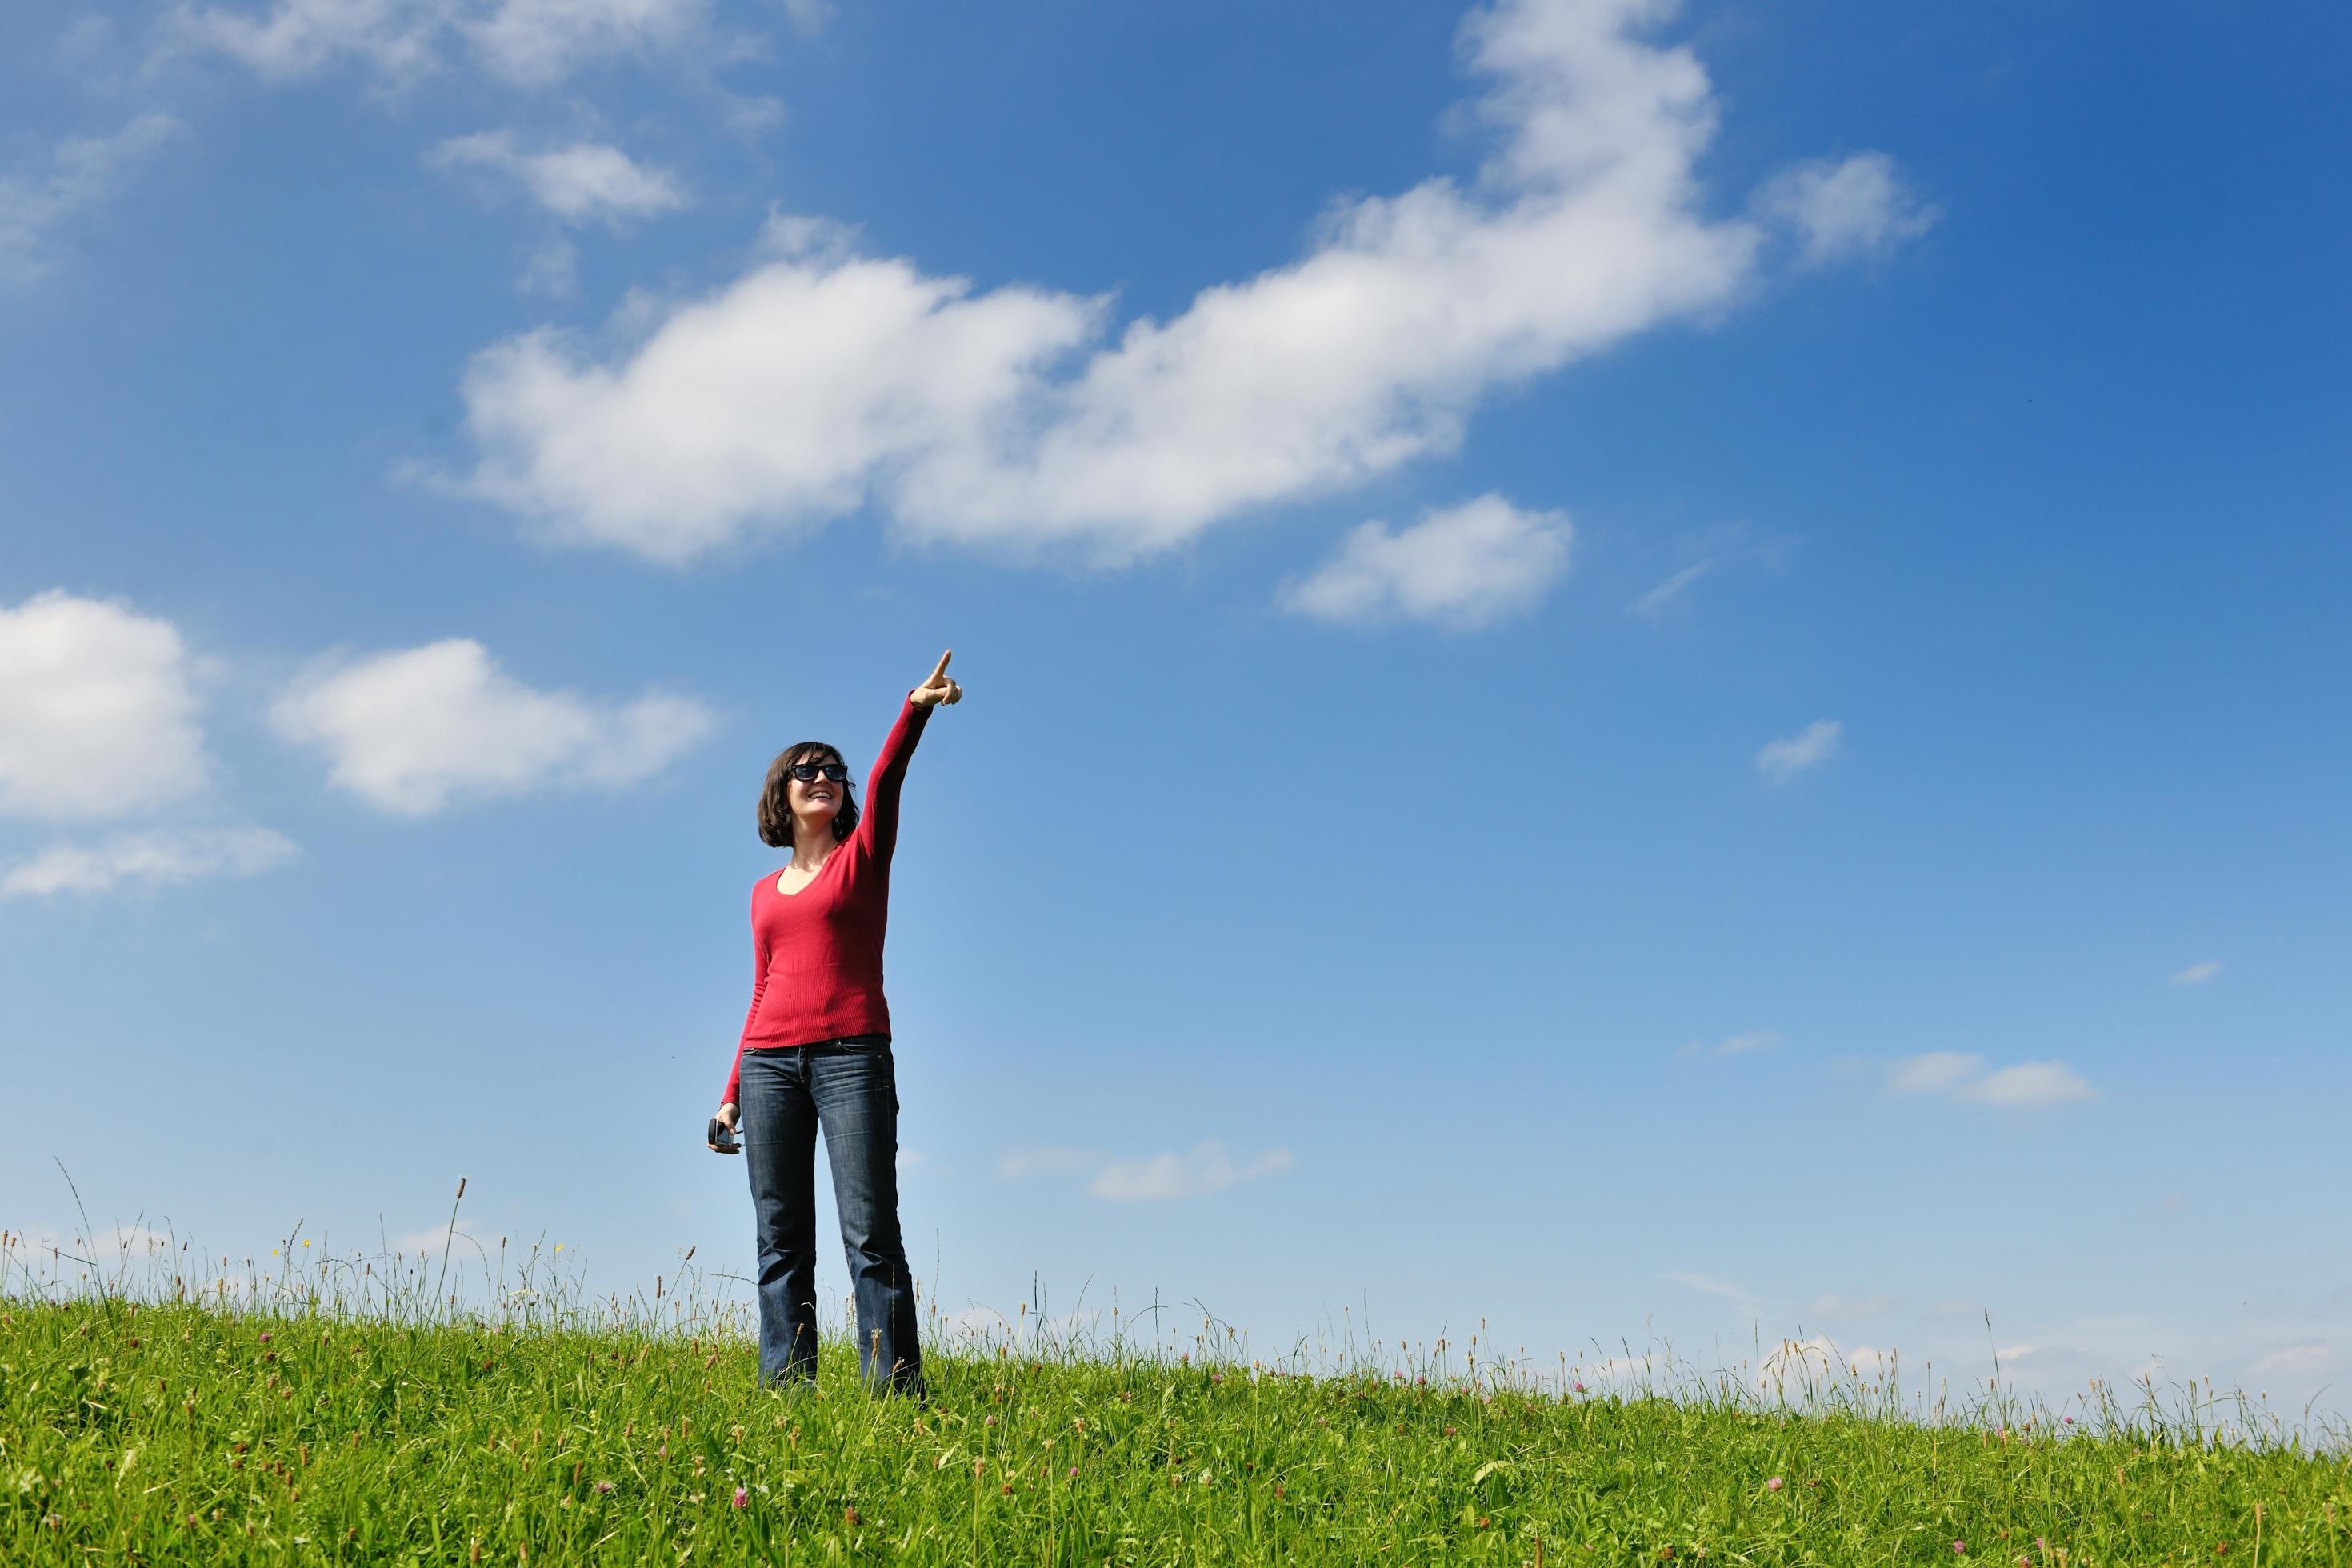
788;752;846;822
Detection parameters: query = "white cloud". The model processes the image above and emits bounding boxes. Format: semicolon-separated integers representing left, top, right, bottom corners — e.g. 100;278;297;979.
1;114;185;287
2169;959;2222;986
466;0;713;86
2246;1342;2333;1379
1756;1335;1895;1390
1755;718;1841;782
778;0;831;36
1629;557;1714;615
1675;1029;1781;1060
270;638;714;815
454;221;1102;565
430;132;689;226
162;0;450;85
1662;1270;1757;1307
995;1146;1094;1179
1886;1050;1979;1095
1086;1141;1295;1202
1282;494;1572;629
1888;1051;2095;1110
1966;1061;2096;1109
163;0;716;88
3;1223;183;1270
2;826;296;899
1002;1140;1298;1202
448;0;1922;567
518;237;578;298
391;1217;486;1256
0;590;210;821
936;1306;1014;1339
1755;151;1938;270
719;93;786;136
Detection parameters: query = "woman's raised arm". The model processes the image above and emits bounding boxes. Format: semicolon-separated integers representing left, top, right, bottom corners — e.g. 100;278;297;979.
862;650;961;862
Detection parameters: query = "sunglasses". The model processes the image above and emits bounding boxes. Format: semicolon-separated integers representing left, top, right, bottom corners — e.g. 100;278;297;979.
789;762;850;784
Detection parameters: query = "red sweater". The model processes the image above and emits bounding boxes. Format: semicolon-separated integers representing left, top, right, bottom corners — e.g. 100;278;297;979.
722;695;930;1106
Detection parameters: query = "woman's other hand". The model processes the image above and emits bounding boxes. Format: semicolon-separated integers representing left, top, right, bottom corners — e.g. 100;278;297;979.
710;1102;740;1154
910;650;962;709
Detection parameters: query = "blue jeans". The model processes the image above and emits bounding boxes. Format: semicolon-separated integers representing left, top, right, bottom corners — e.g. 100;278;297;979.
737;1037;925;1396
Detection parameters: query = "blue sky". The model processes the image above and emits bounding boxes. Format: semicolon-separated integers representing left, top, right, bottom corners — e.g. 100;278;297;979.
5;0;2348;1419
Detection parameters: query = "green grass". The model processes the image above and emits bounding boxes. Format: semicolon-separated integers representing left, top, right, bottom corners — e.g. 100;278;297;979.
5;1239;2349;1565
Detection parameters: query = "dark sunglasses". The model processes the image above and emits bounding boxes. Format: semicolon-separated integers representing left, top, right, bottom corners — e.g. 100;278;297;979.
789;762;850;783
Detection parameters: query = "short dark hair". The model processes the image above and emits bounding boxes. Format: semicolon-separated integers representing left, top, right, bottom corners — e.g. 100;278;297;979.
757;742;859;849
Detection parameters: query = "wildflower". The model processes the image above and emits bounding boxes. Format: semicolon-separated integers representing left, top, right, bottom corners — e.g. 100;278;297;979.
1444;1426;1456;1437
258;1331;272;1343
1574;1382;1586;1393
1001;1483;1014;1495
1953;1542;1966;1555
1274;1484;1286;1500
843;1506;860;1525
1766;1477;1784;1492
595;1480;614;1495
1067;1466;1078;1478
1417;1376;1427;1386
733;1487;748;1509
2062;1416;2074;1425
1211;1373;1224;1384
1477;1516;1491;1529
984;1414;996;1426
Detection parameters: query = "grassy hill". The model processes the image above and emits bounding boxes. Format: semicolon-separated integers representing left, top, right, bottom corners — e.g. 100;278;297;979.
5;1285;2348;1564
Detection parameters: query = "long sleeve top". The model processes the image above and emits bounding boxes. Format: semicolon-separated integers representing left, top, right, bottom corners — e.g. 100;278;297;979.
721;694;930;1106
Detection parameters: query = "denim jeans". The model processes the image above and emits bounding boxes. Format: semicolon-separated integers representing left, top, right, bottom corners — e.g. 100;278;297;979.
737;1037;925;1396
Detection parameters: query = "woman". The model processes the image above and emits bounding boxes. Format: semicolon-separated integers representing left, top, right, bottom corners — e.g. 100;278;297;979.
710;650;962;1396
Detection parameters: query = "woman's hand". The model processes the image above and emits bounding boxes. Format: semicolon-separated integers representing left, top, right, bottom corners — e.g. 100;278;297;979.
910;650;962;710
709;1101;740;1154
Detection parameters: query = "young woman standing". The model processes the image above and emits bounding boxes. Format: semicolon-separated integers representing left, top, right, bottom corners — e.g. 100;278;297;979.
710;651;962;1395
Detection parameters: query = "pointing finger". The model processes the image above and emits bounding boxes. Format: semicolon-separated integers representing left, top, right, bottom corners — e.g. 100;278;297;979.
928;650;953;684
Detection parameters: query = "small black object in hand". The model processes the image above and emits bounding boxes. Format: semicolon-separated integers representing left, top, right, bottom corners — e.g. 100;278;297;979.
708;1117;739;1154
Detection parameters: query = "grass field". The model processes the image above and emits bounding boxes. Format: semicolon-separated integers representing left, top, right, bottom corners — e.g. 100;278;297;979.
5;1233;2349;1565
